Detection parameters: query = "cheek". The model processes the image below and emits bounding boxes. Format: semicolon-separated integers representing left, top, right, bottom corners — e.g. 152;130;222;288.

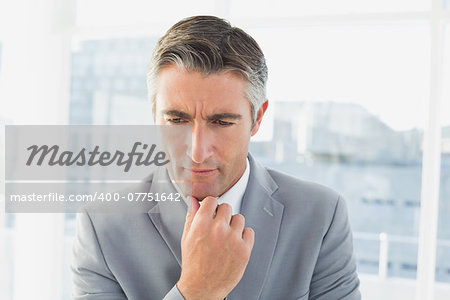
219;130;250;159
159;125;191;162
217;127;249;146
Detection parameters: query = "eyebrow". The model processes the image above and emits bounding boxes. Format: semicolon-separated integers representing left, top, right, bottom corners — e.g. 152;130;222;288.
162;110;192;120
162;110;242;121
207;113;242;121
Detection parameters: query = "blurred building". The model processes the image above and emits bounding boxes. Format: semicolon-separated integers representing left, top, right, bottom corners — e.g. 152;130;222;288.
70;38;156;125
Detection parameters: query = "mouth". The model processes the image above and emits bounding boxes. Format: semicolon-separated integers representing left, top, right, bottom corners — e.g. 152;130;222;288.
185;168;218;176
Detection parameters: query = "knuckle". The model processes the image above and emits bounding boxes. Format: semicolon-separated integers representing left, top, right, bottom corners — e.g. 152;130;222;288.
212;221;226;235
199;214;209;224
244;244;253;257
234;213;245;223
220;203;231;210
230;232;241;244
218;204;232;216
236;240;252;257
204;196;217;203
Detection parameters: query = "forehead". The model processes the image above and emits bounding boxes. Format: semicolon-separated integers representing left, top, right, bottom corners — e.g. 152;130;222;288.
155;65;250;112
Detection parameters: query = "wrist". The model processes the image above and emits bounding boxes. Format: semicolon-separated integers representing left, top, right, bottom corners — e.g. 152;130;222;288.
176;280;199;300
176;280;223;300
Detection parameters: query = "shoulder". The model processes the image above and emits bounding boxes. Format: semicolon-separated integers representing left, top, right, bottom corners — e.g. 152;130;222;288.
267;167;340;204
268;167;339;198
266;167;345;229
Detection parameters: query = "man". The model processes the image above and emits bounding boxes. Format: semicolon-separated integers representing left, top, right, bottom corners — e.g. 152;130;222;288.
72;15;361;299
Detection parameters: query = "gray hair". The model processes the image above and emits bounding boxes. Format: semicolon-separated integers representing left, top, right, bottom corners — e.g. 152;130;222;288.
147;15;268;125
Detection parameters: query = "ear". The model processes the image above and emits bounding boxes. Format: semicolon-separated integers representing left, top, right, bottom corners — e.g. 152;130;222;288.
251;100;269;137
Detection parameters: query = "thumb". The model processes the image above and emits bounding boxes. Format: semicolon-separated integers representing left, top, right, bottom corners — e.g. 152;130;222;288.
183;196;200;236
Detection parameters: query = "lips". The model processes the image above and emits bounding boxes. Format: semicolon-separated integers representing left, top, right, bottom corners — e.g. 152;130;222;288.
185;168;218;176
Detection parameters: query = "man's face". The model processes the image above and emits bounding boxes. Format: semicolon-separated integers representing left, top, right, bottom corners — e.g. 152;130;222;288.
155;65;265;200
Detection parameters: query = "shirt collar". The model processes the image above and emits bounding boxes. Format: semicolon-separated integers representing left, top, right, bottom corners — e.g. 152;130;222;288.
216;157;250;215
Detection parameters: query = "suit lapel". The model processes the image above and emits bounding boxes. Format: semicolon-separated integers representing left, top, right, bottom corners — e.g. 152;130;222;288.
228;154;284;299
147;167;188;267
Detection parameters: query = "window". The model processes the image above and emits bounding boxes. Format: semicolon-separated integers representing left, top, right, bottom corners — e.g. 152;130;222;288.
1;1;449;299
247;22;428;280
437;22;450;284
230;0;431;16
70;38;156;125
0;39;13;300
75;0;216;27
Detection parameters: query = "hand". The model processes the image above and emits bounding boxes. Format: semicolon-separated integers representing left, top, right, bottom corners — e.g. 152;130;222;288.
176;196;255;300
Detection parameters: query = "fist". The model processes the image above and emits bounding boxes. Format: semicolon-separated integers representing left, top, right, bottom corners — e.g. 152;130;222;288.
176;196;255;300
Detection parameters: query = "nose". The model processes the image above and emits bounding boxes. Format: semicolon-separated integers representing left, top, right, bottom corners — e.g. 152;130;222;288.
187;124;213;164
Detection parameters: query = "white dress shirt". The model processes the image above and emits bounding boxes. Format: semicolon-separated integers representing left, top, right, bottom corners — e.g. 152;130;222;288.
215;157;249;215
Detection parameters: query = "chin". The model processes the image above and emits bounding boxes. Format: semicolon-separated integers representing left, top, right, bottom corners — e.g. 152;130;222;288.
191;184;221;201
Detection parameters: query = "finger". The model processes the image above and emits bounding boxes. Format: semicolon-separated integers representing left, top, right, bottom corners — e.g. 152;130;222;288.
242;227;255;247
189;196;200;215
215;203;232;224
197;196;218;219
183;196;200;236
230;214;245;232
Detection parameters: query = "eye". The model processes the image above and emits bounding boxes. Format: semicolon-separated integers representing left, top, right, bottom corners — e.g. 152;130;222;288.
168;118;184;124
215;120;233;126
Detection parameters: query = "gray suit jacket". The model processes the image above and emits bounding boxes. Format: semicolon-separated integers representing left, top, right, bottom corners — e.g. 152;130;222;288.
72;154;361;299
